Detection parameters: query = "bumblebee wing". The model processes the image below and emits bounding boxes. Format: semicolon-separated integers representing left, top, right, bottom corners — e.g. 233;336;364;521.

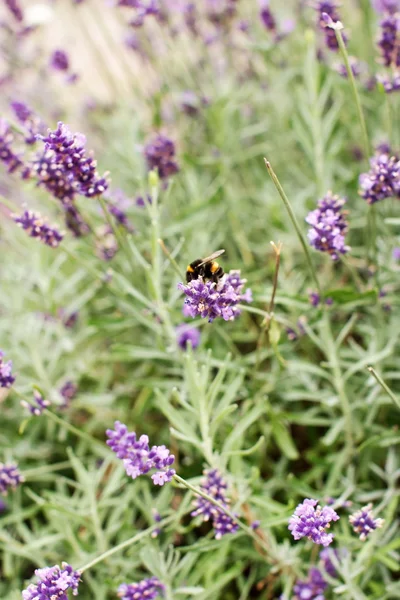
198;249;225;266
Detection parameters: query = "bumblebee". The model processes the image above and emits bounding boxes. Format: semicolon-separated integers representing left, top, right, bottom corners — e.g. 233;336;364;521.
186;249;225;284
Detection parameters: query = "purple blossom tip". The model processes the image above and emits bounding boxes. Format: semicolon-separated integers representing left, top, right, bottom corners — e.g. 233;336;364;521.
293;567;327;600
144;134;179;180
0;462;24;495
106;421;175;486
50;50;70;72
349;504;384;541
359;152;400;203
176;324;201;350
13;209;64;248
118;577;164;600
21;390;50;416
315;1;346;51
0;351;15;388
288;498;339;546
306;192;350;260
22;563;81;600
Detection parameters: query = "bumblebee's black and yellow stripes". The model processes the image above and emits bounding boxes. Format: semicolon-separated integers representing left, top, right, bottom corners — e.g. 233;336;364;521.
186;250;225;283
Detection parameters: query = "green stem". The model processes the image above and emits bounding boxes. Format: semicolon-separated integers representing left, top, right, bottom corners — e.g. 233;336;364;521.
320;313;354;452
173;474;273;559
367;366;400;410
264;160;322;295
78;514;176;573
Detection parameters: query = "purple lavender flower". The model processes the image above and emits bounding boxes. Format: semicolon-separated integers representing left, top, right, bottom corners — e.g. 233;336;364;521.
191;469;239;540
319;547;346;578
359;153;400;203
59;381;78;406
250;520;261;530
372;0;400;13
39;122;108;198
144;134;179;180
64;205;90;237
259;0;276;32
95;225;118;261
0;351;15;388
10;101;44;145
315;1;346;51
13;208;64;248
0;118;23;173
118;577;164;600
288;498;339;546
50;50;70;72
306;192;350;260
334;56;363;79
178;270;252;323
176;324;201;349
29;150;76;204
293;567;327;600
349;504;384;541
377;72;400;93
58;309;79;329
21;390;51;416
309;291;321;307
393;247;400;260
151;508;162;538
108;191;134;232
181;91;200;116
4;0;24;22
135;194;151;207
0;463;24;495
378;14;400;67
106;421;175;486
22;563;81;600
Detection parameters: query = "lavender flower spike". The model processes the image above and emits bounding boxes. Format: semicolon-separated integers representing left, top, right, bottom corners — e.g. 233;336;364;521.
359;153;400;204
22;563;81;600
0;351;15;388
306;192;350;260
293;567;327;600
0;463;24;495
176;324;201;350
288;498;339;546
0;118;23;173
178;270;252;323
191;469;239;540
13;209;64;248
144;134;179;180
349;503;384;541
106;421;175;486
21;390;51;416
315;1;347;51
118;577;164;600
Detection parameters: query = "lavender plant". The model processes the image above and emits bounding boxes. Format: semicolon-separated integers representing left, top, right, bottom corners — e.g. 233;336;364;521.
0;2;399;599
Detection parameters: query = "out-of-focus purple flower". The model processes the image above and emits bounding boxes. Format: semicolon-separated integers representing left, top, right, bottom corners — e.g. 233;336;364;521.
106;421;175;486
13;208;64;248
349;504;384;541
315;1;346;51
306;192;350;260
144;134;179;180
204;0;238;27
95;225;118;261
50;50;70;72
259;0;276;32
334;56;363;78
10;101;44;145
176;324;201;349
135;194;151;207
28;150;76;204
0;351;15;388
59;381;78;408
392;247;400;260
22;563;81;600
293;567;327;600
64;205;90;237
288;498;339;546
377;72;400;93
4;0;24;22
58;309;79;329
181;91;201;116
21;390;51;416
178;271;252;323
319;547;346;578
0;463;23;495
0;118;23;173
191;469;239;540
378;14;400;67
372;0;400;13
359;153;400;203
38;122;109;198
151;508;162;538
309;291;321;307
118;577;164;600
108;190;134;232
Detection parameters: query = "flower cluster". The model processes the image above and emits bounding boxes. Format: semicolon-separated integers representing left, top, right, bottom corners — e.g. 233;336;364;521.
59;381;78;408
176;324;201;350
372;0;400;13
359;152;400;203
38;122;108;198
21;390;51;416
377;13;400;67
50;50;70;72
118;577;164;600
259;0;276;33
22;563;81;600
377;72;400;93
178;271;252;322
0;118;23;173
315;1;346;51
293;567;327;600
4;0;24;23
288;498;339;546
10;101;44;145
0;351;15;388
13;208;64;248
306;192;350;260
144;134;179;180
349;504;384;541
0;463;24;495
106;421;175;486
191;469;239;540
